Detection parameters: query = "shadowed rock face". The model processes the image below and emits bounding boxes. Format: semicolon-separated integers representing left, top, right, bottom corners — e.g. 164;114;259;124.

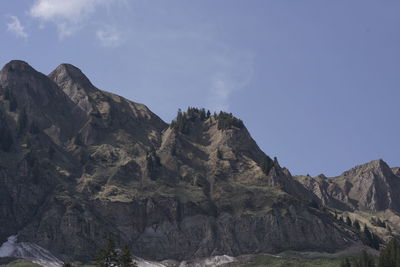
0;60;361;261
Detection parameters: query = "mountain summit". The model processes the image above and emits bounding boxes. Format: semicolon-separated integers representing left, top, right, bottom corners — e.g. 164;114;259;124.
0;60;394;262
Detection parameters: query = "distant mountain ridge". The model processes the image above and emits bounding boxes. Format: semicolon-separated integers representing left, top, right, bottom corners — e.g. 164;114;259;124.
0;60;398;262
295;159;400;213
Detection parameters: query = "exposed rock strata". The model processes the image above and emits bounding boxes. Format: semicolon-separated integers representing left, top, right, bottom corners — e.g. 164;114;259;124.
0;60;365;261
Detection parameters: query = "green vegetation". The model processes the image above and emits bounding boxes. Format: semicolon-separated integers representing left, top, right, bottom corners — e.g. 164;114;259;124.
170;107;211;134
378;238;400;267
216;111;244;130
95;239;137;267
364;224;380;250
346;216;353;227
339;240;400;267
216;149;223;159
146;151;161;180
228;254;343;267
259;157;274;175
339;251;376;267
170;108;244;133
340;258;352;267
371;217;386;228
5;259;41;267
354;220;361;231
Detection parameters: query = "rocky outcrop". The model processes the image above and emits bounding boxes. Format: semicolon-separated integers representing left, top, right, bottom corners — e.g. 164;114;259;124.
392;167;400;177
0;60;362;262
295;160;400;212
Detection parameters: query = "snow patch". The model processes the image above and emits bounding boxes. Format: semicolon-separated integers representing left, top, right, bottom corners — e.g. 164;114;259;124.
0;236;235;267
178;255;236;267
134;255;235;267
0;235;63;267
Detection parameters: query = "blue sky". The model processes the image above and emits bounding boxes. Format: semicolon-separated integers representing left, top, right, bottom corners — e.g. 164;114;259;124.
1;0;399;176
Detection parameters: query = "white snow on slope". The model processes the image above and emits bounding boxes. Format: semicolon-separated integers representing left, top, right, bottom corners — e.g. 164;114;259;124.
0;236;235;267
133;254;235;267
0;235;63;267
179;255;235;267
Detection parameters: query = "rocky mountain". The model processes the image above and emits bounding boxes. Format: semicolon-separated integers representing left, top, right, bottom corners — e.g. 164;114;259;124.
0;60;386;263
295;160;400;213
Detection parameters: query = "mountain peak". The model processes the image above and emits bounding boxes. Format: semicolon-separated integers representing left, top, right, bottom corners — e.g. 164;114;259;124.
53;63;85;78
49;63;96;93
1;60;36;74
343;159;391;177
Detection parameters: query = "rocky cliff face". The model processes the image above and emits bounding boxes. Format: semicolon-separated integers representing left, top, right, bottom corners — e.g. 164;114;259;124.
0;60;363;261
295;160;400;213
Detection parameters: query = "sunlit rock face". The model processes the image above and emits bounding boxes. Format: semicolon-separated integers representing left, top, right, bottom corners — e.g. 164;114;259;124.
296;159;400;212
0;60;362;262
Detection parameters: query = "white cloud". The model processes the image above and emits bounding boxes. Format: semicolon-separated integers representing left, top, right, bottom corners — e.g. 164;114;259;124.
209;74;233;111
7;16;28;39
124;28;254;114
96;27;123;47
207;52;254;112
29;0;115;37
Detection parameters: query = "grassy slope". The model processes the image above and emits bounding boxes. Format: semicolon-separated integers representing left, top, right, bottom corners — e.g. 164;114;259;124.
224;254;343;267
4;260;41;267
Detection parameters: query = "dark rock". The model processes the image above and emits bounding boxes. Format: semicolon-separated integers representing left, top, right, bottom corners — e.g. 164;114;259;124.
0;60;363;262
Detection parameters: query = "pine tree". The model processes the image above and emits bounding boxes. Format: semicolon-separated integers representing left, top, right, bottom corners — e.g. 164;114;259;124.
216;149;223;160
353;250;375;267
118;245;137;267
364;224;380;250
354;220;361;231
199;108;206;120
346;216;353;227
377;218;386;228
340;257;351;267
378;238;400;267
95;239;118;267
95;240;138;267
364;224;372;240
171;108;190;134
259;157;273;175
371;233;380;250
216;111;244;130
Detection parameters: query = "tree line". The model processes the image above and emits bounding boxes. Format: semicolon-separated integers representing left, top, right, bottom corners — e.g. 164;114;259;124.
340;239;400;267
62;239;137;267
170;107;244;134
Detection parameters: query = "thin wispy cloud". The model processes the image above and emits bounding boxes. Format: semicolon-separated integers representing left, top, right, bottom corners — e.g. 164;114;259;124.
207;51;254;112
29;0;118;37
7;16;28;39
96;27;123;48
209;74;234;112
123;27;254;114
